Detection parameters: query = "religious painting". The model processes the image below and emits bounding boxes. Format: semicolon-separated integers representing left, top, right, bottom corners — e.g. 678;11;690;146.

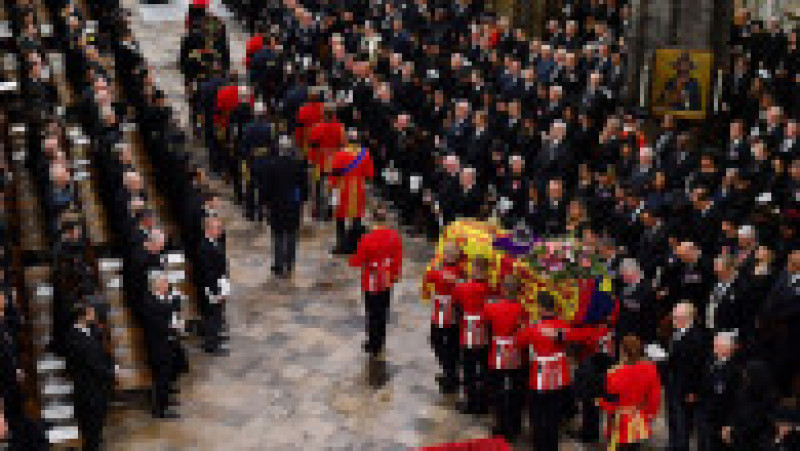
651;49;713;120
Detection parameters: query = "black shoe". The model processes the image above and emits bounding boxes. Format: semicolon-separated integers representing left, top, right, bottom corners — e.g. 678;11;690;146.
212;347;229;356
331;247;346;255
154;409;180;419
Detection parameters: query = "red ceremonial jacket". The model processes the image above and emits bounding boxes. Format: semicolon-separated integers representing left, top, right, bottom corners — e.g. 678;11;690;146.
484;299;526;370
599;361;662;445
308;120;345;174
294;102;324;152
348;227;403;293
515;317;598;391
452;280;490;348
423;264;463;327
330;146;374;219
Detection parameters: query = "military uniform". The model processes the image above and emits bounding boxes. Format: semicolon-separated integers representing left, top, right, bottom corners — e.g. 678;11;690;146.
330;145;374;253
599;361;662;449
348;226;403;356
484;298;526;440
451;279;491;414
422;263;463;394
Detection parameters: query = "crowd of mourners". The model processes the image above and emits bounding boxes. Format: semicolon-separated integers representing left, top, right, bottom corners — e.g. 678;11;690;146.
3;0;232;449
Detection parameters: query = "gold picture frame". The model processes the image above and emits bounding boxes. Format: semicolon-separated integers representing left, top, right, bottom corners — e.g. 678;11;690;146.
651;49;713;120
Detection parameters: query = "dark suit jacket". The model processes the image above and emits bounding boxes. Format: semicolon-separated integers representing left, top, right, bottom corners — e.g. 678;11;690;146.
258;153;309;231
664;325;709;396
64;326;114;411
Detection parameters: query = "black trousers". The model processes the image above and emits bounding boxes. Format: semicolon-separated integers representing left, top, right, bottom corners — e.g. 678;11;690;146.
335;219;362;253
314;179;331;220
230;155;243;204
272;227;299;272
200;300;225;350
697;406;731;451
491;369;524;439
152;363;173;414
364;289;391;355
430;324;460;387
75;393;108;451
461;347;489;413
244;168;260;220
529;388;568;451
579;391;601;443
666;377;696;451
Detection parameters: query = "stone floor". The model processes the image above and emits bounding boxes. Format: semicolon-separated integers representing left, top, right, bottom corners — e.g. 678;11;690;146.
103;1;666;449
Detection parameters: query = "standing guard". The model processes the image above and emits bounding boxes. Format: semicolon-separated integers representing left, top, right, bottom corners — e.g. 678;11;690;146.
329;130;374;254
197;214;229;355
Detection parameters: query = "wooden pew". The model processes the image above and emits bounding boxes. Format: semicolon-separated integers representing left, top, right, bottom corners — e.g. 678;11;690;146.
97;258;152;391
8;124;82;449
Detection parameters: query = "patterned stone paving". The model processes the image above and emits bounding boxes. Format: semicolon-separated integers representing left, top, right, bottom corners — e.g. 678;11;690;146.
104;1;667;449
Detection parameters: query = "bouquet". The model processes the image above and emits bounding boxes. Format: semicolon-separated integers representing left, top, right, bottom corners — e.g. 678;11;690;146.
525;236;606;282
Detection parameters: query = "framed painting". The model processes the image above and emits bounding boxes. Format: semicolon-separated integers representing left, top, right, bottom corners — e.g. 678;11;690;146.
651;49;713;120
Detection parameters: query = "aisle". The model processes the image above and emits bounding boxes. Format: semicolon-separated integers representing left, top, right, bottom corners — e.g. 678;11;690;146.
105;1;503;449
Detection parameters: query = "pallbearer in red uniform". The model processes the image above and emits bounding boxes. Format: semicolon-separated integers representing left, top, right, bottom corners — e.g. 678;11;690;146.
515;293;599;451
422;242;464;394
451;258;492;415
484;275;527;441
308;105;345;222
599;336;662;450
349;206;403;358
330;130;374;254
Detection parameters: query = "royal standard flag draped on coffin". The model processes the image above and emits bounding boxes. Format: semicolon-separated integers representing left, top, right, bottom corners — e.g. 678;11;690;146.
423;220;616;323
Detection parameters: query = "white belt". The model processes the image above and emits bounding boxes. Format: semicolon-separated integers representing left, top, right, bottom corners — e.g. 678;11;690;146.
534;352;565;363
494;336;518;369
434;294;453;326
465;314;485;348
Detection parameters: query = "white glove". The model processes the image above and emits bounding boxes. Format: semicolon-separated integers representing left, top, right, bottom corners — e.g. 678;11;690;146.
218;277;231;297
409;175;421;193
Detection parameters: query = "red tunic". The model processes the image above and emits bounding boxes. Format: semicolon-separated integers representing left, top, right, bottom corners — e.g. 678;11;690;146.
423;265;463;327
599;362;662;445
295;102;324;152
348;227;403;293
308;120;345;174
484;300;526;370
515;318;597;391
214;85;240;128
330;146;374;219
452;281;490;348
245;35;264;69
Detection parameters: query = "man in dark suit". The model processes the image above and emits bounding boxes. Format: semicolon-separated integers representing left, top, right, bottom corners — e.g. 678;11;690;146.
617;258;658;344
141;272;182;419
258;135;309;277
759;250;800;397
64;304;115;451
664;302;709;451
697;331;740;451
540;179;568;235
705;254;749;336
239;101;275;221
197;214;228;354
